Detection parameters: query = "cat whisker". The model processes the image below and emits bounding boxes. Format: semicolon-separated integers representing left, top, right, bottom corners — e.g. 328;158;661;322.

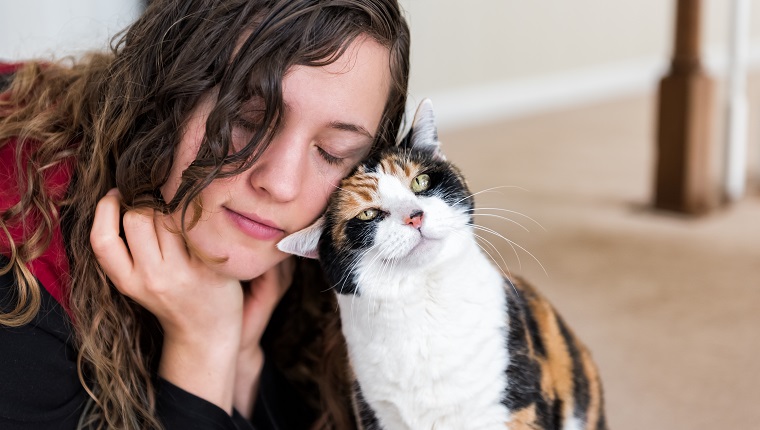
471;233;514;280
450;229;514;282
372;250;396;333
469;224;548;277
467;207;547;232
469;213;530;233
452;185;529;206
436;211;530;237
466;224;522;271
465;231;520;298
353;241;390;327
362;241;400;334
333;246;374;295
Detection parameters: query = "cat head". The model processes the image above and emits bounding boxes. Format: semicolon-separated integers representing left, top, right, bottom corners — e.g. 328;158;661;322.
277;99;474;294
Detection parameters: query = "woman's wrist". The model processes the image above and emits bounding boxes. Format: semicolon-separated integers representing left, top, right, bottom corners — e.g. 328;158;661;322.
233;345;265;419
159;334;242;414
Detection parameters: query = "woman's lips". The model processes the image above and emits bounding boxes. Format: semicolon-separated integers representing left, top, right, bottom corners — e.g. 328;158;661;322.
224;208;284;241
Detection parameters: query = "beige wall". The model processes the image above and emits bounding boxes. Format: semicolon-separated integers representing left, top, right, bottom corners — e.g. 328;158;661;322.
0;1;143;60
401;0;671;95
5;1;760;128
400;0;760;127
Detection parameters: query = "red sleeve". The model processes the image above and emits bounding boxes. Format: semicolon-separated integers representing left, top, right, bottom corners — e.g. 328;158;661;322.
0;137;74;315
0;62;24;75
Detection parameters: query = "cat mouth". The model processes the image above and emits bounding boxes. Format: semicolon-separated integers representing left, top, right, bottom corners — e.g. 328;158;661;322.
380;235;441;264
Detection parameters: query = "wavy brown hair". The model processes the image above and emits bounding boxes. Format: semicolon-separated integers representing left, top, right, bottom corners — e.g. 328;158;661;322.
0;0;409;428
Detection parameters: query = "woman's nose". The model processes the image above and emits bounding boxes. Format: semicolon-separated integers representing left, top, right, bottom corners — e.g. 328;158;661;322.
248;132;307;202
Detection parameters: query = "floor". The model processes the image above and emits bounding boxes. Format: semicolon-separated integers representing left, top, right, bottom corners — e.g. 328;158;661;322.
438;90;760;430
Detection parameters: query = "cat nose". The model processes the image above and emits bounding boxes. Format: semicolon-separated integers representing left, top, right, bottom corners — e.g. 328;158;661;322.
404;210;424;229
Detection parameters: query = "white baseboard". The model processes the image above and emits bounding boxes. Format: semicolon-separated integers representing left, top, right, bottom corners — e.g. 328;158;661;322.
413;57;667;132
418;42;760;132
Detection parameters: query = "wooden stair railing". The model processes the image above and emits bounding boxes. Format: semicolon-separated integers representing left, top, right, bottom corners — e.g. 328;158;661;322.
653;0;717;214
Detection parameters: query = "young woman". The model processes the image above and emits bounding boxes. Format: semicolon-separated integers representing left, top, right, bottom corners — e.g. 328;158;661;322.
0;1;410;429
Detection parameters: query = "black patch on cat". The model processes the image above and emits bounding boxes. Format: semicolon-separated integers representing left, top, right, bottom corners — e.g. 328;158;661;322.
415;161;472;213
597;405;608;430
533;395;561;429
505;279;546;359
502;280;543;412
362;162;379;174
400;149;473;220
552;397;565;427
318;216;360;296
345;217;380;250
320;217;381;296
353;381;382;430
525;311;546;358
557;314;591;423
360;149;387;174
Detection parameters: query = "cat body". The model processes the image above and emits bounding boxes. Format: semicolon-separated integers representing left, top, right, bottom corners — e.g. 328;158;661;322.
278;100;607;430
338;224;509;429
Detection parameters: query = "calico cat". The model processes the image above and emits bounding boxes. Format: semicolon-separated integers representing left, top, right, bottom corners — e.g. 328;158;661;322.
278;100;607;430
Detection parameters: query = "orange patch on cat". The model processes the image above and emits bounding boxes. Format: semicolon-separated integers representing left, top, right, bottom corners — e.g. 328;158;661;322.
517;281;575;419
508;405;538;429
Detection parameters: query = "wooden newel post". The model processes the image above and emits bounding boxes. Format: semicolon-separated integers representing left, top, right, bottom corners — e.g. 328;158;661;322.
654;0;717;214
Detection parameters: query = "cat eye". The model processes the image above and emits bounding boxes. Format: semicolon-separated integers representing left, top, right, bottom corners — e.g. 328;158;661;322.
411;174;431;193
356;208;380;221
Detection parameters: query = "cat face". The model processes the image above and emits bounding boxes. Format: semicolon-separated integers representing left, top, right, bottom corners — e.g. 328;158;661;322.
278;100;475;295
336;145;471;255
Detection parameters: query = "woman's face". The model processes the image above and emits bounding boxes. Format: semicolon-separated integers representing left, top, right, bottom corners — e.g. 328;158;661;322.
161;36;391;280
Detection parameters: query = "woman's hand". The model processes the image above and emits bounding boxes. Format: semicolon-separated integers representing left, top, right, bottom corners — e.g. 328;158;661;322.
234;256;294;417
240;256;294;355
90;189;245;412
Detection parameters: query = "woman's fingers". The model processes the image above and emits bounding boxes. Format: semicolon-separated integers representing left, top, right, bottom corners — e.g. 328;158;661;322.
91;189;185;297
154;211;189;262
90;189;134;288
122;207;165;278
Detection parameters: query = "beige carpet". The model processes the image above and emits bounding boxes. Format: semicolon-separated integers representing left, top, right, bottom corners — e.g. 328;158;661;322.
439;91;760;430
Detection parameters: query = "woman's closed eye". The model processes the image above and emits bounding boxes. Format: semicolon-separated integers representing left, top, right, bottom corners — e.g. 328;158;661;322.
231;111;267;152
315;126;374;168
315;137;372;168
230;119;258;154
317;146;345;166
230;98;267;148
233;117;259;133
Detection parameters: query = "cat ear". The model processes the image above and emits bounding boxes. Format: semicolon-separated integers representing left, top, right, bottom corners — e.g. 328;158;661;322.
410;98;446;161
276;217;324;259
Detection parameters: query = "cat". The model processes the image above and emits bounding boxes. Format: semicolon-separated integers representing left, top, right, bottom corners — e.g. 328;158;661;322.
277;99;607;430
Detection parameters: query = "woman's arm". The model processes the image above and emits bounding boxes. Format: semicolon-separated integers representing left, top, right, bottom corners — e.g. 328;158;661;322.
0;256;259;429
90;189;290;419
91;189;244;413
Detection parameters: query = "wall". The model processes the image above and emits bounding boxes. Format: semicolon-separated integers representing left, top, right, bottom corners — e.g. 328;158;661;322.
0;0;142;60
400;0;760;130
3;1;760;131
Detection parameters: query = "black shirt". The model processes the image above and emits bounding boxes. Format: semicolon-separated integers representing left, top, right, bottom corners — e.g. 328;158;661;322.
0;258;314;429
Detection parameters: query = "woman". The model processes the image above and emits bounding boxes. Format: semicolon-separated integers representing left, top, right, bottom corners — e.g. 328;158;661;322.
0;0;410;428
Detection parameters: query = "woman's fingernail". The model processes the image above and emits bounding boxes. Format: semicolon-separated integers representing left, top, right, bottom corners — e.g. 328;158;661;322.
106;188;121;197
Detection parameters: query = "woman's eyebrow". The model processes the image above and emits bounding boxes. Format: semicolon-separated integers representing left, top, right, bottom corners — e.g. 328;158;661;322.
280;100;374;139
328;121;374;139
